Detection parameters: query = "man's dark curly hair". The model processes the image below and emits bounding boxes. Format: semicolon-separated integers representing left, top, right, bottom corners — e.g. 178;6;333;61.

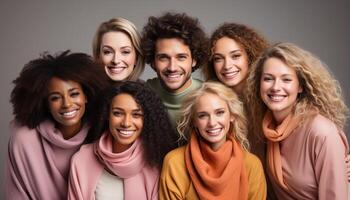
85;81;178;168
141;12;208;72
204;23;269;80
10;50;109;129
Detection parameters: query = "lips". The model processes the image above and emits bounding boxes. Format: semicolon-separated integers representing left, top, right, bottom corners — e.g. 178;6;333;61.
106;66;126;74
162;71;184;83
268;94;286;102
221;70;239;79
206;127;223;136
59;109;79;119
117;129;136;138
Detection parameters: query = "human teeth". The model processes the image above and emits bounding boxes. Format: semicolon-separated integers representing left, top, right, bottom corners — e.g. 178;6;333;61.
223;71;239;78
119;130;134;136
167;74;181;78
62;110;77;117
108;67;125;74
206;128;222;134
269;95;284;101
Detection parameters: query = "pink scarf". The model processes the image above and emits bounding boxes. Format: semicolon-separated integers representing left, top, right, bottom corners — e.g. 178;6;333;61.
5;120;88;200
94;133;159;200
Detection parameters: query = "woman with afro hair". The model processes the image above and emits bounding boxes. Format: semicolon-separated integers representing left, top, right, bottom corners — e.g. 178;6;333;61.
5;50;109;199
68;81;177;200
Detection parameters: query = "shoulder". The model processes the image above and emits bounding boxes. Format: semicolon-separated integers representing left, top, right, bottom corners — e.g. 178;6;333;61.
243;151;264;173
163;146;186;169
146;77;160;88
70;143;103;175
305;114;343;144
190;78;203;89
71;143;96;166
303;114;348;157
8;120;40;151
243;151;267;199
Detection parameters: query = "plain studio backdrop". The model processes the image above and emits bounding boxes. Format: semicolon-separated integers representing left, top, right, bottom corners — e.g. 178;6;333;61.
1;0;349;196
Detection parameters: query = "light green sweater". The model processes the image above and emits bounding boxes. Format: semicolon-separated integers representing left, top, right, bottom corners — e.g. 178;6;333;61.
147;77;202;127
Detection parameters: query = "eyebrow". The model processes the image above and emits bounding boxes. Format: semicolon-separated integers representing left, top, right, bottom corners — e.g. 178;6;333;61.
111;107;142;112
101;45;132;49
196;108;225;114
48;87;80;95
213;49;242;55
262;73;294;77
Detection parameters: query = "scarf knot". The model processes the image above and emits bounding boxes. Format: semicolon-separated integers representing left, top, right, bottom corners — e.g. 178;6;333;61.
185;132;248;200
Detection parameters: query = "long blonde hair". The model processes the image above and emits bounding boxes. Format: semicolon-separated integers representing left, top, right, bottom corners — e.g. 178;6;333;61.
246;42;349;135
92;18;145;81
177;81;250;151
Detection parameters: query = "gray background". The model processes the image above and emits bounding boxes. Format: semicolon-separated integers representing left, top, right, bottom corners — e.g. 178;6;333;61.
1;0;349;194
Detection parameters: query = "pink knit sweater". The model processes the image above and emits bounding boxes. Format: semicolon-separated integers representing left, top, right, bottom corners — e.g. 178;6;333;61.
68;133;159;200
5;120;88;200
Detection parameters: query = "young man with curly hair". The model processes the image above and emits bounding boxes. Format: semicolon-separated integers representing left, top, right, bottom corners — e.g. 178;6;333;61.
141;12;208;128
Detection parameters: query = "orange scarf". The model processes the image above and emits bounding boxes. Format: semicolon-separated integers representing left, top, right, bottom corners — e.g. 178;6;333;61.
262;111;301;190
185;132;248;200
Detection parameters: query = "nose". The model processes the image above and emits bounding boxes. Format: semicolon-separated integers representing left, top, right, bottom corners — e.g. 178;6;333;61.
223;57;233;70
62;96;72;108
121;114;131;127
168;58;177;71
271;79;281;91
208;115;217;127
111;53;121;65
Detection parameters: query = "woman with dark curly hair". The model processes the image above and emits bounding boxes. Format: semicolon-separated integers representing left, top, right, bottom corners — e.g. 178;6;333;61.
5;51;109;199
92;17;145;81
68;81;177;200
204;22;268;96
141;12;208;128
159;82;266;200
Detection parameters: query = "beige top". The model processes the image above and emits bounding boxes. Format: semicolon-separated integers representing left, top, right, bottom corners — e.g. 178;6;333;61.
95;169;124;200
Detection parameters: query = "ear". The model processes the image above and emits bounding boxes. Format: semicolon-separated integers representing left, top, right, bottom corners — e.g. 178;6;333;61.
150;62;156;70
192;59;197;68
298;86;303;93
230;115;235;122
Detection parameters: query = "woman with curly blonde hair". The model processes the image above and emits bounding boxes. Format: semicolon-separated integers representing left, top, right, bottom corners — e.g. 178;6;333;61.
92;17;145;81
159;82;266;200
246;42;349;199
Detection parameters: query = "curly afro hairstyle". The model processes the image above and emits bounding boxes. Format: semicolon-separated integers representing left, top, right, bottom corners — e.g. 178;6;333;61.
85;81;178;168
204;22;269;81
141;12;208;72
10;50;109;129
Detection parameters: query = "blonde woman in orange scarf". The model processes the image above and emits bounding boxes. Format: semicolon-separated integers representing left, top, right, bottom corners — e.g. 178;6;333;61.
246;42;349;199
159;82;266;200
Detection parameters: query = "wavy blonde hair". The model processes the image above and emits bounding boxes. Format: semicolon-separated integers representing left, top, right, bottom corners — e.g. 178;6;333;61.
246;42;349;135
177;81;250;151
92;17;145;81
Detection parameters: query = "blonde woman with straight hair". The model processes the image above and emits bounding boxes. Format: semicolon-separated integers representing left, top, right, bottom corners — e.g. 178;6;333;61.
159;82;266;200
92;17;144;81
246;42;349;199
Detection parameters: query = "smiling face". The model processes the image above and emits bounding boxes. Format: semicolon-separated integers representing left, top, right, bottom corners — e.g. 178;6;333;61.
99;31;136;81
194;92;234;151
109;93;144;153
260;57;302;123
212;37;249;94
154;38;196;93
47;77;86;138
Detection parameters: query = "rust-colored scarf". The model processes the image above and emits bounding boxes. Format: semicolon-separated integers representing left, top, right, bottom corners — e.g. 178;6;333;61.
185;132;248;200
262;110;301;190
